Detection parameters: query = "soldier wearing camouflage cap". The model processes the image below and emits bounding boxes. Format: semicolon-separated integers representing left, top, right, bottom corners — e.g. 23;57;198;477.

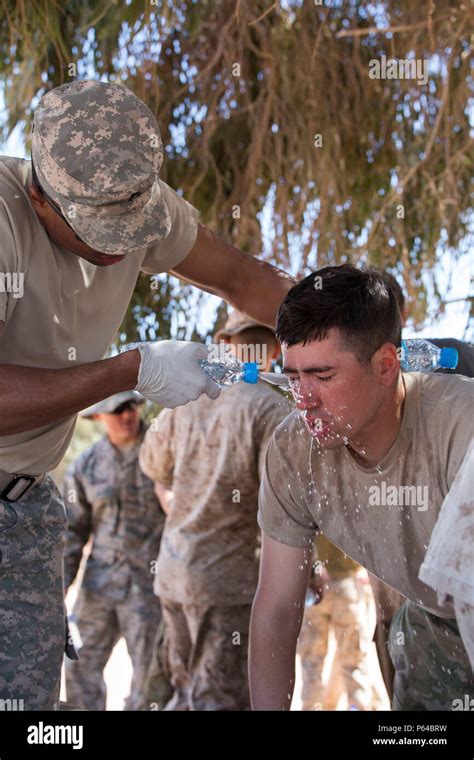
80;390;144;418
63;391;171;710
0;80;294;710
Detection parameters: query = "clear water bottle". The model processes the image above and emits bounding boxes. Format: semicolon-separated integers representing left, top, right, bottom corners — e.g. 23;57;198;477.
400;339;458;373
200;338;459;389
199;356;258;387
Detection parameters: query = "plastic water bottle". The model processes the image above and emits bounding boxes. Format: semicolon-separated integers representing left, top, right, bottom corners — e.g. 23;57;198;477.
201;356;291;389
200;338;459;389
400;339;458;373
199;356;258;387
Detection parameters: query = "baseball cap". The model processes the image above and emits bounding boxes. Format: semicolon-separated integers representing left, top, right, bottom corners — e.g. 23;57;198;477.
31;80;172;255
80;391;144;418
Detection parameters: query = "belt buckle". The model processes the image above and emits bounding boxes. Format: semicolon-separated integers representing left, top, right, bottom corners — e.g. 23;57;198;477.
1;475;36;502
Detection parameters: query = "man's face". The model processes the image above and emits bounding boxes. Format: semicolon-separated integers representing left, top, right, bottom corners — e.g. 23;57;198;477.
282;328;393;449
28;184;127;267
96;404;141;444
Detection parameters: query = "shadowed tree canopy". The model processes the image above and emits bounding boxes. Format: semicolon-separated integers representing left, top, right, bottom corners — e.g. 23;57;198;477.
1;0;472;340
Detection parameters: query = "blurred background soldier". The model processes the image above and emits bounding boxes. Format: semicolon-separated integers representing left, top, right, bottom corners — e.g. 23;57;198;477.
139;312;292;710
297;534;385;710
63;391;170;710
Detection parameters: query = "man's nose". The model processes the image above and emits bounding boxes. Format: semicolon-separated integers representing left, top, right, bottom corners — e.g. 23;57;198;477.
292;381;321;410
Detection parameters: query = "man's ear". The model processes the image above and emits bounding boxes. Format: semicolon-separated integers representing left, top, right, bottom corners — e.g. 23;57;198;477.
373;343;400;386
28;184;48;217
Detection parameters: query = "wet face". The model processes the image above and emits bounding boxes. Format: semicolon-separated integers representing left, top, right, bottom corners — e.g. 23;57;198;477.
95;404;141;446
282;328;399;449
28;184;127;267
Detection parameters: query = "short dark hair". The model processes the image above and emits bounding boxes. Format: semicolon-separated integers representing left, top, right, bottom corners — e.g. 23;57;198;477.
382;272;406;314
276;265;401;364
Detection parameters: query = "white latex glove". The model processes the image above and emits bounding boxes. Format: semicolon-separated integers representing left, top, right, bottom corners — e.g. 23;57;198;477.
133;340;221;408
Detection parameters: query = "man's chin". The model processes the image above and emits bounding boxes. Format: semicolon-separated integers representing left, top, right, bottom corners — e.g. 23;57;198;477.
303;420;348;448
56;242;126;266
88;253;127;266
304;420;332;441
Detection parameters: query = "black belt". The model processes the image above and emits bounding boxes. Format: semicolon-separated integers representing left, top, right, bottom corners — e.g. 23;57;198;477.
0;470;46;502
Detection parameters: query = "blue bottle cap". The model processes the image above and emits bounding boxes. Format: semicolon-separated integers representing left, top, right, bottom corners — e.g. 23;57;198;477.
440;347;459;369
242;362;258;383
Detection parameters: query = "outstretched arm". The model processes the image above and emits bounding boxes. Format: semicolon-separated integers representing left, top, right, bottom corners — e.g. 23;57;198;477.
169;223;296;329
249;533;312;710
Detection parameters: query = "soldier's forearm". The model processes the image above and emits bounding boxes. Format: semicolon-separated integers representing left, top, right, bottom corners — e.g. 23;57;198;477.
169;223;296;330
233;253;296;330
0;350;141;436
249;597;299;710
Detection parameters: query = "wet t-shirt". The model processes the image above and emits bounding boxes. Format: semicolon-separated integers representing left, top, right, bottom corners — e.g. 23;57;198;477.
258;372;474;617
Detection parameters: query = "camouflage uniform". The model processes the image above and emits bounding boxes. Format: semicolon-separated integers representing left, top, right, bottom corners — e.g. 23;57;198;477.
297;535;382;711
160;600;252;711
389;600;474;711
0;477;68;710
63;422;167;711
139;378;292;711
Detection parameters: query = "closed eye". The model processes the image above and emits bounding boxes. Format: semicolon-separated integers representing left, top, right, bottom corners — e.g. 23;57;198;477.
288;375;334;383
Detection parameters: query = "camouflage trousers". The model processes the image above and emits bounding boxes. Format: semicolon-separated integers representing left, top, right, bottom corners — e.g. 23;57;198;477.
389;599;474;711
0;477;67;711
142;616;174;710
297;573;382;710
65;585;163;711
158;597;252;711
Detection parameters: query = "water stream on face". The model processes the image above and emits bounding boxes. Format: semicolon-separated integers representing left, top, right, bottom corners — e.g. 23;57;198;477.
258;372;291;390
308;436;316;499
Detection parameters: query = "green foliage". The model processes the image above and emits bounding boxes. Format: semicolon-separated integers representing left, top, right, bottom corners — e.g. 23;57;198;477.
1;0;472;334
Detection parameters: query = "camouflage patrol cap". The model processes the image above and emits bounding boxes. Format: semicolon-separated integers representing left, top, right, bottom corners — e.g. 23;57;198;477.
31;80;172;255
80;391;144;418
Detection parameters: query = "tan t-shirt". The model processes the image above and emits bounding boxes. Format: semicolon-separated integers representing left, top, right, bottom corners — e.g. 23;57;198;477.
314;533;360;578
258;372;474;617
139;381;292;605
0;156;199;475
